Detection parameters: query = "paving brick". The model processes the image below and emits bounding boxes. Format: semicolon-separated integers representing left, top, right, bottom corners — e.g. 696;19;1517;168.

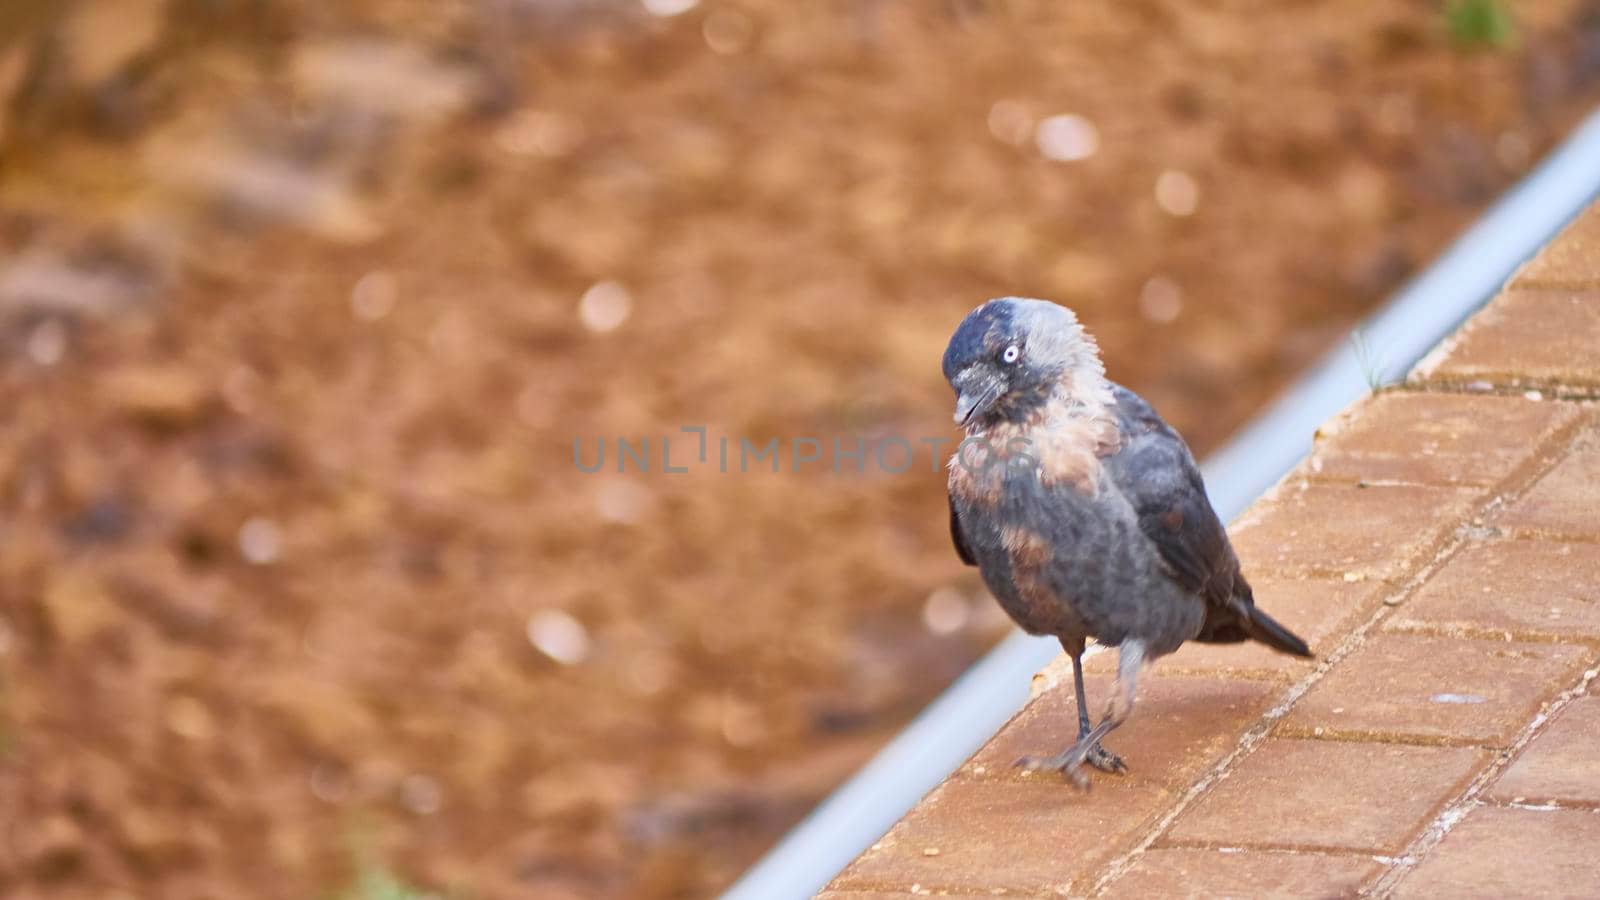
1280;632;1590;746
1228;481;1479;583
827;777;1170;895
1511;204;1600;289
1089;578;1381;680
1392;805;1600;898
1164;738;1485;853
1307;391;1581;487
1496;429;1600;541
1488;696;1600;807
1415;290;1600;389
1388;538;1600;642
967;673;1279;792
1099;847;1382;899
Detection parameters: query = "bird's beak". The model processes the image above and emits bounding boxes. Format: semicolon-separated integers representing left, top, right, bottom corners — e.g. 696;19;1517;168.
952;368;1003;426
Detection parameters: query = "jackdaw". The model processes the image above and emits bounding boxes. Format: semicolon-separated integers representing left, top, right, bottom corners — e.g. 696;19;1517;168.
943;297;1311;787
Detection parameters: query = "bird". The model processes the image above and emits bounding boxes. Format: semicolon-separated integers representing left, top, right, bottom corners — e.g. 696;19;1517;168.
942;296;1311;788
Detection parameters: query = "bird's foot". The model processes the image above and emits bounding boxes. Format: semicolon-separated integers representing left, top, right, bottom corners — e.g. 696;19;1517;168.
1013;740;1127;789
1084;742;1128;776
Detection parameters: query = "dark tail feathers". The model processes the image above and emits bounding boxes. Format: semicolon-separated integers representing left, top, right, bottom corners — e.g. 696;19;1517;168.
1235;600;1313;658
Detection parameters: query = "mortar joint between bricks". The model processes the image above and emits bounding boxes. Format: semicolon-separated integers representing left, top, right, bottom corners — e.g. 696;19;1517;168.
1405;379;1600;403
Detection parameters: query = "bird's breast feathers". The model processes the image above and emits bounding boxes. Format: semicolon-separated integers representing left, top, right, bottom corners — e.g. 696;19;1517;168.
948;397;1123;503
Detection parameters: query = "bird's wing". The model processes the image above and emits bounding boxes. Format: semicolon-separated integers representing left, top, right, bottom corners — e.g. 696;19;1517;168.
949;490;977;566
1102;385;1312;657
1102;384;1238;606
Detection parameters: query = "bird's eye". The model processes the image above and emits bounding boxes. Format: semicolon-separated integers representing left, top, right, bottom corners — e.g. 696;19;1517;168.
1001;344;1021;364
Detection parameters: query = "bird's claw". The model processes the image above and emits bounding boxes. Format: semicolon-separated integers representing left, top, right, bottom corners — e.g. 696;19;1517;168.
1012;741;1126;789
1012;753;1055;773
1084;743;1128;775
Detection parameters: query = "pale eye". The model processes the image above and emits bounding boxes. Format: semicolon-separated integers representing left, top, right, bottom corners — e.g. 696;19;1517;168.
1001;344;1021;364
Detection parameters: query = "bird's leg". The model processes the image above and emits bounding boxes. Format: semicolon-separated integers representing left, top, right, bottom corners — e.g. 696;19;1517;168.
1066;639;1145;788
1016;640;1145;789
1016;641;1129;782
1072;649;1128;776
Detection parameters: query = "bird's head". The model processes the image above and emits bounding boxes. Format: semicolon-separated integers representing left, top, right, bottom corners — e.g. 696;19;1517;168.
941;297;1107;429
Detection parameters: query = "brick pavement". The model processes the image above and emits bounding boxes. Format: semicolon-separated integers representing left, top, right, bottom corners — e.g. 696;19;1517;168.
822;202;1600;897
